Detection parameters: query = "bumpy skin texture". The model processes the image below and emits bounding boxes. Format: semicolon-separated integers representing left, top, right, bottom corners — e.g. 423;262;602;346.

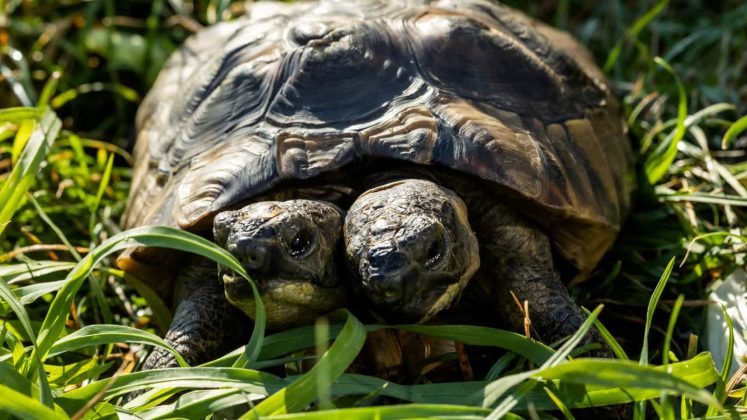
345;180;479;322
142;199;345;370
142;257;250;369
214;200;347;329
457;181;611;356
345;176;611;357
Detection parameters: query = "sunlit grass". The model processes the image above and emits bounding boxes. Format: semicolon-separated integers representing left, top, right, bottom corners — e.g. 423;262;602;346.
1;0;746;418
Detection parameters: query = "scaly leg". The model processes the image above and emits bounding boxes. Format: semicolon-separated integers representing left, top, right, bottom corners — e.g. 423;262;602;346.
142;256;251;369
463;198;611;358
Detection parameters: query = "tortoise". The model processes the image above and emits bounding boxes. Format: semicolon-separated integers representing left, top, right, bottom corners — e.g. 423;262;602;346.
118;0;634;368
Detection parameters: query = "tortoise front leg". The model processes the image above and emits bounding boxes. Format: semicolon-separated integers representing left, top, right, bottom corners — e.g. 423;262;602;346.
466;201;611;358
142;256;251;369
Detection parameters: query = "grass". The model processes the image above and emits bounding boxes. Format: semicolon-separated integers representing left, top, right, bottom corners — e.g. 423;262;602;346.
1;0;746;418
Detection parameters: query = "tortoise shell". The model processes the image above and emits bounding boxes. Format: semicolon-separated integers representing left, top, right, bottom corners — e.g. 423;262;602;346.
122;0;634;284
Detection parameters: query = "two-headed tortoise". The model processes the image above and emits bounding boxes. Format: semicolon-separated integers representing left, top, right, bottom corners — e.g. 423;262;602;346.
118;0;634;368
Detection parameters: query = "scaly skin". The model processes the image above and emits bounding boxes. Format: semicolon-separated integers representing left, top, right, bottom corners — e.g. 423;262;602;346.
458;187;611;357
142;256;249;369
214;200;347;329
344;179;479;323
143;199;347;371
345;174;611;357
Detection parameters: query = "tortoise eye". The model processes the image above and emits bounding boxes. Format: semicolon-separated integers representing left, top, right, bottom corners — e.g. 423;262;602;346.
287;229;315;257
425;239;443;267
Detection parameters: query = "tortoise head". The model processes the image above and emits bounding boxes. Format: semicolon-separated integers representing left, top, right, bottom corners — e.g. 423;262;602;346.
344;179;480;323
214;200;346;329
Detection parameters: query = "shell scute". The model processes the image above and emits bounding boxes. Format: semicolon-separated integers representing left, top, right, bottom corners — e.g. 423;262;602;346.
124;0;634;279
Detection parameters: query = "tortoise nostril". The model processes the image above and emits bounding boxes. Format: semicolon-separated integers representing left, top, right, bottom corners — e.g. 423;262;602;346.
233;245;269;271
367;245;408;272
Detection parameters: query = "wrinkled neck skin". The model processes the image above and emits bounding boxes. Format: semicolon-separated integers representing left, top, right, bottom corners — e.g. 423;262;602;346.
345;172;480;323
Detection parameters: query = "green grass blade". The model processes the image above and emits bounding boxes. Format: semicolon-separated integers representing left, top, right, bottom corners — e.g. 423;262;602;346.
474;353;717;410
37;71;61;107
485;352;519;381
0;275;39;349
637;257;675;418
331;374;488;405
56;367;286;414
657;190;747;206
0;361;36;397
500;353;718;410
269;404;492;419
314;318;333;410
114;270;172;334
584;307;629;360
203;324;340;367
245;310;367;417
1;326;26;366
684;103;736;127
644;57;688;184
27;195;82;261
49;351;726;413
662;295;684;365
231;272;265;368
0;268;54;407
536;359;720;407
543;305;604;367
640;258;675;365
88;151;115;234
225;322;553;367
0;384;67;420
47;324;188;367
543;385;574;420
65;134;91;179
0;322;5;346
50;83;140;109
12;120;35;162
258;324;343;361
0;108;61;234
12;280;67;305
46;358;114;387
35;226;264;364
0;62;34;107
487;378;539;420
483;306;603;417
138;389;258;420
393;324;554;365
721;114;747;149
0;262;76;287
0;107;43;123
707;305;735;417
719;306;735;386
603;0;669;72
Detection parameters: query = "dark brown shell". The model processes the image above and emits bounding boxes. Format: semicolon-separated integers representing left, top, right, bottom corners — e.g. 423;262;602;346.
123;0;634;280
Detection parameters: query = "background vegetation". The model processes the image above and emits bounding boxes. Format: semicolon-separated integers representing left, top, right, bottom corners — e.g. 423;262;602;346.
1;0;745;418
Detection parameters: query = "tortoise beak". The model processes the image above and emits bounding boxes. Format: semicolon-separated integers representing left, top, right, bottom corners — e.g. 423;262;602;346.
361;266;460;324
222;271;254;300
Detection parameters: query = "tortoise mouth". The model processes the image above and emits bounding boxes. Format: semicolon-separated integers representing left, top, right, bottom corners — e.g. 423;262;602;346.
220;270;346;329
372;283;452;324
221;272;254;301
